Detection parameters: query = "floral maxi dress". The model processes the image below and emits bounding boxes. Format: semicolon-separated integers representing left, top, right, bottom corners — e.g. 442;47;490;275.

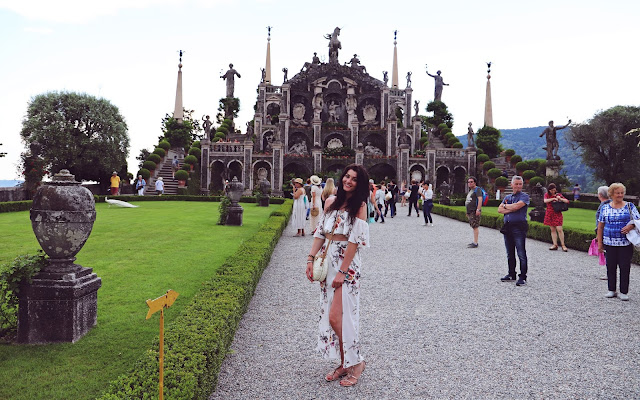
313;209;369;367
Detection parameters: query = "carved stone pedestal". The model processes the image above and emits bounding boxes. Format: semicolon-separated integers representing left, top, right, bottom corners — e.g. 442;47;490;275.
226;205;244;225
546;160;560;177
18;264;101;343
225;177;244;225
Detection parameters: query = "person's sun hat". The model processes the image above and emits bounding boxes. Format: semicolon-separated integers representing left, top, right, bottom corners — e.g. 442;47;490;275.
310;175;322;186
293;178;304;185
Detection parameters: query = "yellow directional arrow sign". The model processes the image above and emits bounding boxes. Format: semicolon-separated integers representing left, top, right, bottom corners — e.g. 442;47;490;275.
146;289;179;319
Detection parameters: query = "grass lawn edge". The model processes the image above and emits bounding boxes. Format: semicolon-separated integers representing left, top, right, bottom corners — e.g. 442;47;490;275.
98;200;292;399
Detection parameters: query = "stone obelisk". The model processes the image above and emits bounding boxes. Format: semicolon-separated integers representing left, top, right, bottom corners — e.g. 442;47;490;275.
265;26;272;85
391;30;399;89
484;62;493;127
173;50;184;124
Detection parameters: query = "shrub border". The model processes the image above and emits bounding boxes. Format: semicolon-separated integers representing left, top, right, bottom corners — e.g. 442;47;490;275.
431;203;640;264
0;196;286;213
98;200;293;399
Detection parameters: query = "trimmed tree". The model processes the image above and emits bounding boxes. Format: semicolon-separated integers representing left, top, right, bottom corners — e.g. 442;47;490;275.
475;126;503;159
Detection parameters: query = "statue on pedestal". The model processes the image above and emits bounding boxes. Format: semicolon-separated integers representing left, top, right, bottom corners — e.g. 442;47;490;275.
202;115;213;139
426;66;449;102
282;67;288;83
383;71;389;86
539;119;571;160
324;27;341;64
467;122;475;147
414;100;420;116
406;71;412;88
221;63;241;98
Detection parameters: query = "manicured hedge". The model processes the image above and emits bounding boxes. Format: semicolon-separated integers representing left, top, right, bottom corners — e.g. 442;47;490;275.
431;203;640;264
99;200;293;399
0;201;32;213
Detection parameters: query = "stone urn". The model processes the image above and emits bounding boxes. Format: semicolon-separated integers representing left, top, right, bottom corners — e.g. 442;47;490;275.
225;176;244;225
258;177;271;207
18;169;102;343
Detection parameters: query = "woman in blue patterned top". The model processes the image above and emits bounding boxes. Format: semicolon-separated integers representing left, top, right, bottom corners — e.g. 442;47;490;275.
597;183;640;301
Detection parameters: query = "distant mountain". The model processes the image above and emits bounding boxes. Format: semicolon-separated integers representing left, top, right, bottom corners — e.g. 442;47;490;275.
0;180;24;188
459;126;602;192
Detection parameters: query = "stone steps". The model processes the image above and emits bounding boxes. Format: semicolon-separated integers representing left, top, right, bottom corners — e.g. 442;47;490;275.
144;150;185;195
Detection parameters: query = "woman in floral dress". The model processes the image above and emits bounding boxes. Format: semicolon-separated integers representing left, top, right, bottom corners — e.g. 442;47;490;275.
543;183;570;251
305;164;370;387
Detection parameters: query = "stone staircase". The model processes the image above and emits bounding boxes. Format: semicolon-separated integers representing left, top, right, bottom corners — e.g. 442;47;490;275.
144;150;185;195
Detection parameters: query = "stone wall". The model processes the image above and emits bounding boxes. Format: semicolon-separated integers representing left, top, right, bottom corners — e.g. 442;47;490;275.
0;187;27;202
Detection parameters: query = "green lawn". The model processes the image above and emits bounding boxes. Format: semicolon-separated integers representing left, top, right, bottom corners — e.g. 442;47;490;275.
451;205;597;233
0;201;273;400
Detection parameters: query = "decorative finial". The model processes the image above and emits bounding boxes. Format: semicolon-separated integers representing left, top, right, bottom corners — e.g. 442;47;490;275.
267;26;271;41
486;61;491;74
178;50;184;68
394;30;397;44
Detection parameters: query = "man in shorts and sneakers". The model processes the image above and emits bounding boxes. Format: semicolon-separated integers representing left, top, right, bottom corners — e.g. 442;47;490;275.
465;176;482;248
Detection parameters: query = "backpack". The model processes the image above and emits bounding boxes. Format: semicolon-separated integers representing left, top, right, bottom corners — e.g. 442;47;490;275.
479;187;489;206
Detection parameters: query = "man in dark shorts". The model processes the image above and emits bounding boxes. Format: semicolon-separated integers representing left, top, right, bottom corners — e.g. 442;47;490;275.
465;176;482;248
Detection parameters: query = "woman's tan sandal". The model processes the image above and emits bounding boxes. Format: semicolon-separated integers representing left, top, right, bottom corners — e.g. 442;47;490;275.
325;367;347;382
339;362;365;387
549;245;558;250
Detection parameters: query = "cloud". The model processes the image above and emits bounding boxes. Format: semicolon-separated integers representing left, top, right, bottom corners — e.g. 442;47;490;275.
0;0;183;24
23;26;54;34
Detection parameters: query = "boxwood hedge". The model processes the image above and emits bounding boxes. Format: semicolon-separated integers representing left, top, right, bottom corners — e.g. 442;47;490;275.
99;200;292;399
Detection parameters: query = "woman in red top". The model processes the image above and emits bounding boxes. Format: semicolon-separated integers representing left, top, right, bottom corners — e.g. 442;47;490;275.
543;183;570;251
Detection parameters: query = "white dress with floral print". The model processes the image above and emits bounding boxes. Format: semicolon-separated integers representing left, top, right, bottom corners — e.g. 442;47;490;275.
313;209;369;367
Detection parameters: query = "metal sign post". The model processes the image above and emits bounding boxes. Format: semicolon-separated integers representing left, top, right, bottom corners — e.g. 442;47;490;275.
146;289;179;400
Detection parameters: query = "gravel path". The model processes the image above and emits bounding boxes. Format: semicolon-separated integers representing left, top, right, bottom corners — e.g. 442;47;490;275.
210;210;640;399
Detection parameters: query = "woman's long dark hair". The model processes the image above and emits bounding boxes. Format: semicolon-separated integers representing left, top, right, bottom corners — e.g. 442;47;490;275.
328;164;370;223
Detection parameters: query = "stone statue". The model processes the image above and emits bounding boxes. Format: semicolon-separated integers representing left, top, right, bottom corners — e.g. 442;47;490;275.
414;100;420;116
282;67;288;83
289;139;308;155
349;54;367;73
406;71;412;88
539;119;571;160
426;67;449;102
328;101;339;123
383;71;388;86
364;142;383;156
324;27;341;64
246;120;254;136
260;68;266;83
312;91;324;120
300;52;321;72
202;115;213;139
221;63;241;98
467;122;475;147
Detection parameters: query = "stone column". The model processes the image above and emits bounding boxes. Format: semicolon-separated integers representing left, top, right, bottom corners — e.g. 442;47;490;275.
254;115;263;150
313;119;322;149
18;170;101;343
382;88;390;129
243;139;253;195
546;160;560;177
271;141;283;197
405;87;413;128
398;144;410;184
412;116;421;154
427;149;437;185
355;143;364;165
350;122;359;150
388;112;398;156
466;149;476;179
312;143;322;173
200;138;211;195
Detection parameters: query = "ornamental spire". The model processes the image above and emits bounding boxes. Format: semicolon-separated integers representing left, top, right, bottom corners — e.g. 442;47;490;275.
391;30;399;89
173;50;184;124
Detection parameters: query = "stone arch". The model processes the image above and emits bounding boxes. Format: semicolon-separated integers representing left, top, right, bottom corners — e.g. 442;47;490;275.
262;130;274;152
436;165;450;188
252;160;272;190
228;160;243;182
323;163;347;175
210;160;226;193
453;166;467;194
360;133;386;154
368;163;396;183
409;164;426;183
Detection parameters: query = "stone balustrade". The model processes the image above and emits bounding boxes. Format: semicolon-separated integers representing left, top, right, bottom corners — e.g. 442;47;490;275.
211;143;244;154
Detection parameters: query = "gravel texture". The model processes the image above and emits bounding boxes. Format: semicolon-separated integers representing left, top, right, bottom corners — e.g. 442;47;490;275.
210;210;640;399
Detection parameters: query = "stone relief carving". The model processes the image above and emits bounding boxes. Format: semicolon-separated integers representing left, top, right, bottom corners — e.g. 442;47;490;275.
291;103;308;125
328;101;340;123
327;138;344;149
363;104;377;125
288;138;308;155
257;167;268;180
364;142;383;156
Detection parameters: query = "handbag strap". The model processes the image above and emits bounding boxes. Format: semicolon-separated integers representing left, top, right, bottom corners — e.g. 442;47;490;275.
320;212;339;262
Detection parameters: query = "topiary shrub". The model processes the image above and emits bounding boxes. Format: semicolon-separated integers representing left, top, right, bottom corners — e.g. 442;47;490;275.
477;154;490;163
529;176;545;187
142;160;156;171
487;168;503;179
482;161;496;171
158;140;171;152
452;142;463;148
188;147;201;159
495;176;509;188
515;161;529;173
444;132;455;140
522;170;536;180
217;126;229;135
192;141;201;149
181;164;192;172
174;170;189;181
137;168;150;180
437;123;449;131
183;155;198;165
447;137;459;146
504;149;515;157
419;137;429;147
476;147;484;155
510;155;522;165
153;147;166;158
147;153;162;164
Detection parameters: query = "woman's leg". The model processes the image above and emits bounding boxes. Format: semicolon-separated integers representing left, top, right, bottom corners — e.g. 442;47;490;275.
329;284;345;367
557;226;566;248
605;245;618;293
619;245;633;294
550;226;558;246
426;201;433;223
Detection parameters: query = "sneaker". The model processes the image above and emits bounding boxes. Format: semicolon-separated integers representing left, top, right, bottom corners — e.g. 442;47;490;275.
516;279;527;286
619;293;629;301
422;222;427;226
467;243;478;248
605;291;617;298
500;275;516;282
429;223;434;226
599;275;608;280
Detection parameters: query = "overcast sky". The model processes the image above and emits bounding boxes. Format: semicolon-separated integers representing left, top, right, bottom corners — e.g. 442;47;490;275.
1;0;638;181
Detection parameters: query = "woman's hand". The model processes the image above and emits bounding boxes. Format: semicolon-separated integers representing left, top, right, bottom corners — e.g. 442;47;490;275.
598;243;604;253
621;225;634;235
331;271;344;288
305;261;314;282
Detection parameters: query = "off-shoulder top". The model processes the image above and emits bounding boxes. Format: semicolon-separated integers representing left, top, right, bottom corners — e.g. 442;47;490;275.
313;209;370;247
